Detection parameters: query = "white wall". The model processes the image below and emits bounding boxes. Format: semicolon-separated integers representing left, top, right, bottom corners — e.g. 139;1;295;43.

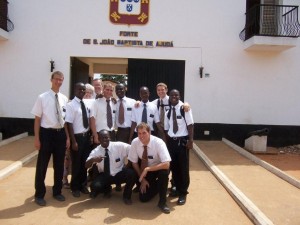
0;0;299;126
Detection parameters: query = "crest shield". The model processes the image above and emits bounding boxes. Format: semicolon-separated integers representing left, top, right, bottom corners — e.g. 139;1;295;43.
110;0;150;25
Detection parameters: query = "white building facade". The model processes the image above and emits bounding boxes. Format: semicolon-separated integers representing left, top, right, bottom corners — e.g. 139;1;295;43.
0;0;299;146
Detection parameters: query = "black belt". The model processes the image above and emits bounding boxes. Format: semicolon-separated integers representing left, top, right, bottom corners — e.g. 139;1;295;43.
42;127;64;132
169;136;188;140
118;127;130;130
74;131;90;137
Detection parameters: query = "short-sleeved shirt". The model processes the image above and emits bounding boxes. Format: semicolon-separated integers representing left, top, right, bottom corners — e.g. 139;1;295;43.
86;141;130;176
164;102;194;137
31;89;68;129
151;95;171;113
115;96;136;128
130;101;159;131
65;97;90;134
90;97;116;132
128;135;171;166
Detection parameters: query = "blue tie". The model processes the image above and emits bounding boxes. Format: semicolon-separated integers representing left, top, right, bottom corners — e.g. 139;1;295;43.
142;103;147;123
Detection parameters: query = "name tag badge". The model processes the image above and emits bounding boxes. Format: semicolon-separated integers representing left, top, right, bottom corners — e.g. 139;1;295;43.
115;158;120;162
127;107;132;111
177;116;182;119
148;156;153;159
113;110;116;113
150;114;154;118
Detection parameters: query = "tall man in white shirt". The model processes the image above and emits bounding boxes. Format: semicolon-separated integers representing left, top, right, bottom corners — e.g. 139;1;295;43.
90;83;116;144
128;123;171;214
115;83;136;143
65;83;91;198
31;71;70;206
164;89;194;206
85;129;136;204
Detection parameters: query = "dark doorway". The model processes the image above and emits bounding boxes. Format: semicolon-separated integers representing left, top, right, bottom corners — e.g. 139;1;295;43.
126;59;185;101
245;0;261;40
70;57;89;98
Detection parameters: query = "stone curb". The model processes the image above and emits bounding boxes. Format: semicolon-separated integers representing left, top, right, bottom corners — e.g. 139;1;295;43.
193;143;274;225
0;132;28;147
0;150;38;181
0;133;38;181
222;138;300;189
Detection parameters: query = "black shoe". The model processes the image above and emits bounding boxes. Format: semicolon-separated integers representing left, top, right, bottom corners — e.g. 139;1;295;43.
103;190;112;199
177;195;186;205
53;194;66;201
132;186;139;193
89;191;97;199
123;198;132;205
158;203;170;214
168;190;179;197
115;184;122;192
35;197;46;206
72;190;80;198
80;186;90;194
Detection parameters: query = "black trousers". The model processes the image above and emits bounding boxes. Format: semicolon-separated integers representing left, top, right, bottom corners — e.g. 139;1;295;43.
167;137;190;196
90;167;136;199
139;169;169;205
116;127;130;143
35;127;66;198
70;134;91;192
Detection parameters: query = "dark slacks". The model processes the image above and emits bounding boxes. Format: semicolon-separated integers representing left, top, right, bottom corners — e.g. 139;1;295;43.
90;167;136;199
139;169;169;205
116;127;130;143
35;127;66;198
167;137;190;196
70;134;91;192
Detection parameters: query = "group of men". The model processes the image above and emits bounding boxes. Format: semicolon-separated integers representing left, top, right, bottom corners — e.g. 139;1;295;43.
31;71;194;214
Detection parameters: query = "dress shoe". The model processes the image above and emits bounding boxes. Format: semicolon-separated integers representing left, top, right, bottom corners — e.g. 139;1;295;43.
35;197;46;206
115;184;122;192
89;191;97;199
168;190;179;197
132;185;139;193
103;190;112;199
53;194;66;201
157;203;170;214
177;195;186;205
72;190;80;198
123;198;132;205
80;186;90;194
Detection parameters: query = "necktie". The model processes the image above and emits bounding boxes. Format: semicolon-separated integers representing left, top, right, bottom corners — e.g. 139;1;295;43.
106;99;113;129
118;98;125;125
55;94;64;128
140;145;148;172
80;100;88;129
159;99;165;127
172;107;178;134
104;148;110;176
142;103;147;123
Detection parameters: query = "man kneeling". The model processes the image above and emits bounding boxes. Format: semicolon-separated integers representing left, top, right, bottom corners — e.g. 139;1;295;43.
128;122;171;214
85;129;136;205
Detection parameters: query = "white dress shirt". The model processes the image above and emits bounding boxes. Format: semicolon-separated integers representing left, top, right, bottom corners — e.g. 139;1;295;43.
164;102;194;137
31;89;68;129
115;96;136;128
130;101;159;131
86;142;130;176
90;97;116;132
128;135;171;166
65;97;90;134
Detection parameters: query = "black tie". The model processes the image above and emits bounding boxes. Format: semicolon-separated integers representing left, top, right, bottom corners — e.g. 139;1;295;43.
142;103;147;123
80;100;88;129
159;99;165;126
172;107;178;134
104;148;110;176
106;99;113;129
